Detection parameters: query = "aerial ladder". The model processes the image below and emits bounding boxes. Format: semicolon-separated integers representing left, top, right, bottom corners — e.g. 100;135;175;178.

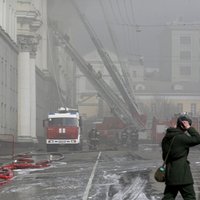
99;0;136;104
71;1;144;129
48;26;136;127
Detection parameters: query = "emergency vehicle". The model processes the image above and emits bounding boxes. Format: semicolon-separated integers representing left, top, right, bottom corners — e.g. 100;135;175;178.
45;107;82;152
151;113;200;144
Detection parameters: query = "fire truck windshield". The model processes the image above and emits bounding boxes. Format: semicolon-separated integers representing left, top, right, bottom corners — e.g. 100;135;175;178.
48;118;78;126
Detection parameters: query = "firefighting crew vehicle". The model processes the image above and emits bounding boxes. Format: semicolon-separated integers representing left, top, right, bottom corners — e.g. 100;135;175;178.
151;114;200;144
45;107;82;152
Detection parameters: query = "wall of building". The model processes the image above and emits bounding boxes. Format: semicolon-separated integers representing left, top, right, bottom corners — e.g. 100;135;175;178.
160;27;200;83
0;27;18;136
171;29;200;82
0;0;18;137
0;0;17;42
0;0;76;146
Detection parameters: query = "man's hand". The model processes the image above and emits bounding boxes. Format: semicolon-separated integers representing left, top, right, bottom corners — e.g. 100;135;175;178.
182;120;191;129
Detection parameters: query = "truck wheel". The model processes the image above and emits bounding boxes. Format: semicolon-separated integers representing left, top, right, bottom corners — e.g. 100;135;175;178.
47;144;58;152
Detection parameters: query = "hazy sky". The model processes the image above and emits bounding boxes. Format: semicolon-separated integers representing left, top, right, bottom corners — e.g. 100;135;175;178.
48;0;200;68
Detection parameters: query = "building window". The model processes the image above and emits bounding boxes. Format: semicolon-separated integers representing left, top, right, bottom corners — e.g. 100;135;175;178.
180;36;191;45
180;51;191;61
177;103;183;113
0;103;2;128
5;60;7;87
135;84;145;91
1;58;3;85
180;66;191;75
173;84;183;90
191;103;196;116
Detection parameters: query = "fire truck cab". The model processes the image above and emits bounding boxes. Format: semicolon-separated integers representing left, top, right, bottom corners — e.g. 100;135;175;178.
45;107;82;152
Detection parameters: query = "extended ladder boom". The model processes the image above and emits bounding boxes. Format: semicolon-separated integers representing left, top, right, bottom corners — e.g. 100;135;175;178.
71;1;144;129
49;27;140;127
99;0;136;103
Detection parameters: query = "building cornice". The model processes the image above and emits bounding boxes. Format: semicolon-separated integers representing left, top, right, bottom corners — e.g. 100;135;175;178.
17;11;42;30
136;93;200;99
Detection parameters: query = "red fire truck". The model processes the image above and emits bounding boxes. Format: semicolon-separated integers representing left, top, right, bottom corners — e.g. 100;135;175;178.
151;114;200;144
45;107;82;152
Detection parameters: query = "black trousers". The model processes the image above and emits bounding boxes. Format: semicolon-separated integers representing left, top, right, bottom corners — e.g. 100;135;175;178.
162;184;196;200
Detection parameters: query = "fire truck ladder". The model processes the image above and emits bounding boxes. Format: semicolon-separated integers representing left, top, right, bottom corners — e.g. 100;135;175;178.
71;1;144;129
99;0;136;105
49;27;135;126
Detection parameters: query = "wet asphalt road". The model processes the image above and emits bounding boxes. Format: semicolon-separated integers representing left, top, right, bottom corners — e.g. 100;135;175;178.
0;146;200;200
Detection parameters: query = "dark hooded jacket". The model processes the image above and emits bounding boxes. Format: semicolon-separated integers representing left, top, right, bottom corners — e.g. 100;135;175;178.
162;127;200;185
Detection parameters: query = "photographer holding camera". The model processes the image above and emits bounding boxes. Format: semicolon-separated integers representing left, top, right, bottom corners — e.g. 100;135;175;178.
161;113;200;200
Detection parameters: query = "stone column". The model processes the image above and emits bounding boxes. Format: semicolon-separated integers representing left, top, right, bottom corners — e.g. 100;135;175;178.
18;50;31;142
17;35;38;143
30;50;37;143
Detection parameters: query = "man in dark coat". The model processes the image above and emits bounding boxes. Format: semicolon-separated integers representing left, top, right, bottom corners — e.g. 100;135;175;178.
161;113;200;200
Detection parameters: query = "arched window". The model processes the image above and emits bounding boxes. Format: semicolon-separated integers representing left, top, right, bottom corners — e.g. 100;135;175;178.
135;84;145;91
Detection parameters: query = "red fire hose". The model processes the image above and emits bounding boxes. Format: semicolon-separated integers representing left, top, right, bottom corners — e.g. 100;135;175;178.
0;168;14;180
0;152;64;184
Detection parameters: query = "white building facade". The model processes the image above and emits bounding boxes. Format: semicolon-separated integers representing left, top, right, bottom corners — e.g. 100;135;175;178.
0;0;18;137
160;26;200;82
171;28;200;82
0;0;17;42
0;0;75;147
